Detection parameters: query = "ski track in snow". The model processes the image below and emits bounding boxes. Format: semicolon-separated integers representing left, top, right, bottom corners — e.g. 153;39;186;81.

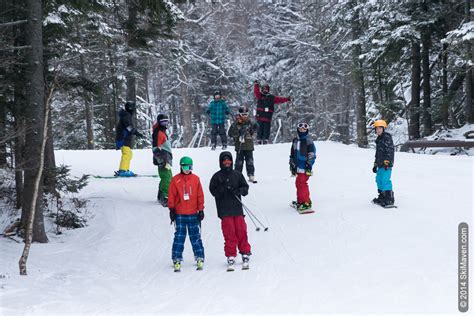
0;142;472;315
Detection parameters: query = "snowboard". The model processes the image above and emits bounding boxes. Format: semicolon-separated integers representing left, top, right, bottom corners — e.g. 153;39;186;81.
290;203;315;214
372;200;397;209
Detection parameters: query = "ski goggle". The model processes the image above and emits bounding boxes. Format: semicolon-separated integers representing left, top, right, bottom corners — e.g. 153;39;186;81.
297;123;309;129
159;119;169;126
239;112;249;117
180;164;192;171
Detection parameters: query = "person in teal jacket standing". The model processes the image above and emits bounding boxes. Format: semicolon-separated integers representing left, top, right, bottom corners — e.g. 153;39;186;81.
207;90;230;150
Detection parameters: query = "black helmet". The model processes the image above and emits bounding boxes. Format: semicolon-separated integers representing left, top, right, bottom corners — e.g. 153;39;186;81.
214;90;222;98
157;114;169;127
125;101;136;113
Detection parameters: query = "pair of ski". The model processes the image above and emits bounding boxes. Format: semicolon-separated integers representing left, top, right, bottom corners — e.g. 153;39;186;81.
174;263;203;272
92;174;159;179
227;261;249;272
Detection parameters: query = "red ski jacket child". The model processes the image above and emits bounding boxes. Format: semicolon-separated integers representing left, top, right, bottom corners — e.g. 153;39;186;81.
168;172;204;215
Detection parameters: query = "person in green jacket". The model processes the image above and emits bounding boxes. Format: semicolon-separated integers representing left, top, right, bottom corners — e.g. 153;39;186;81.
228;106;258;183
207;90;230;150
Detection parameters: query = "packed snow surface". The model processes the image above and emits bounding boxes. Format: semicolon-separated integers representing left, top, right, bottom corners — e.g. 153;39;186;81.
0;142;472;315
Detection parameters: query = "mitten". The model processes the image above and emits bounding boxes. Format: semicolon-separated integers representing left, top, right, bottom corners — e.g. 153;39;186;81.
372;162;377;173
383;160;391;170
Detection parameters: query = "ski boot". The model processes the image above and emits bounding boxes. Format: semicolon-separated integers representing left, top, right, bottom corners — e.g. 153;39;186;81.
242;254;250;270
115;169;136;177
211;144;216;151
382;190;395;207
291;201;300;209
297;201;313;213
372;189;383;205
196;258;204;271
226;257;235;272
222;144;227;150
173;260;181;272
248;175;256;183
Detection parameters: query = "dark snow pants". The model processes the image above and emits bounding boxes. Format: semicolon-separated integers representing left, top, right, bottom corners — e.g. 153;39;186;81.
211;123;227;146
257;121;271;143
234;150;255;177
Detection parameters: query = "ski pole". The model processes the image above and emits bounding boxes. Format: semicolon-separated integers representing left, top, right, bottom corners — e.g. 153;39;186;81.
234;194;269;231
241;202;269;232
243;207;261;231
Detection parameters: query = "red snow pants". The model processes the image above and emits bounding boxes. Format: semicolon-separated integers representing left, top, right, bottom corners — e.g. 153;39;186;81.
221;215;251;258
295;173;311;204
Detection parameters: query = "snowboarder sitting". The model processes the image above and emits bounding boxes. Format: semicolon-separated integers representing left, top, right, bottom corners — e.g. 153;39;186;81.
372;120;395;207
209;151;251;270
168;156;205;272
207;90;230;150
253;80;291;144
228;106;258;183
289;122;316;212
115;101;145;177
152;114;173;207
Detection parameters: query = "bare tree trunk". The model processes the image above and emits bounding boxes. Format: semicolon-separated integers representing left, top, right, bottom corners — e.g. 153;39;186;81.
107;49;118;148
465;0;473;124
350;1;368;148
421;13;432;136
180;65;193;146
19;82;53;275
80;53;94;149
21;0;47;244
0;97;7;167
441;43;449;127
126;1;138;103
409;41;421;139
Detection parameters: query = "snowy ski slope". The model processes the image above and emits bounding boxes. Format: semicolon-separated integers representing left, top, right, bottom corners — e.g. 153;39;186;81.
0;142;472;315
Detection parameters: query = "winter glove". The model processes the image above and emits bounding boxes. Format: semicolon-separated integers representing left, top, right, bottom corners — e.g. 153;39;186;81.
288;96;292;102
383;160;391;170
372;162;377;173
165;163;172;170
169;208;176;223
305;169;313;176
289;160;297;176
232;188;242;196
198;210;204;221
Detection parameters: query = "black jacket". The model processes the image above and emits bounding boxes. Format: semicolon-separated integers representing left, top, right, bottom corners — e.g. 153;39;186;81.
209;151;249;218
375;132;395;167
116;109;137;148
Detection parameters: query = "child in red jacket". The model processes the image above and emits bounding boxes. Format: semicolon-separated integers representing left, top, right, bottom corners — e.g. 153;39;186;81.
168;156;205;272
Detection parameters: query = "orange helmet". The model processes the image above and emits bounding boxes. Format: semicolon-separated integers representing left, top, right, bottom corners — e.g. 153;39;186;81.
373;120;387;128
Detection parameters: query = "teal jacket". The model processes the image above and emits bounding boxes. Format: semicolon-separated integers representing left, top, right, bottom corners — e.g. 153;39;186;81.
207;100;229;124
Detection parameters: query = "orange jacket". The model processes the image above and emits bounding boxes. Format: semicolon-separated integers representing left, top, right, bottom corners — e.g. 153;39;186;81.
168;172;204;215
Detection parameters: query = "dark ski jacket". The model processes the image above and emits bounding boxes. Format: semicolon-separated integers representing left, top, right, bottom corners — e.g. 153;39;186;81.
116;109;138;149
289;132;316;173
253;83;290;122
375;132;395;167
209;151;249;218
228;118;258;151
152;123;173;168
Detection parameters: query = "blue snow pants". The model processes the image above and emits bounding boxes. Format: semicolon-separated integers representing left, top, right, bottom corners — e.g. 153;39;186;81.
172;214;205;262
376;167;393;191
